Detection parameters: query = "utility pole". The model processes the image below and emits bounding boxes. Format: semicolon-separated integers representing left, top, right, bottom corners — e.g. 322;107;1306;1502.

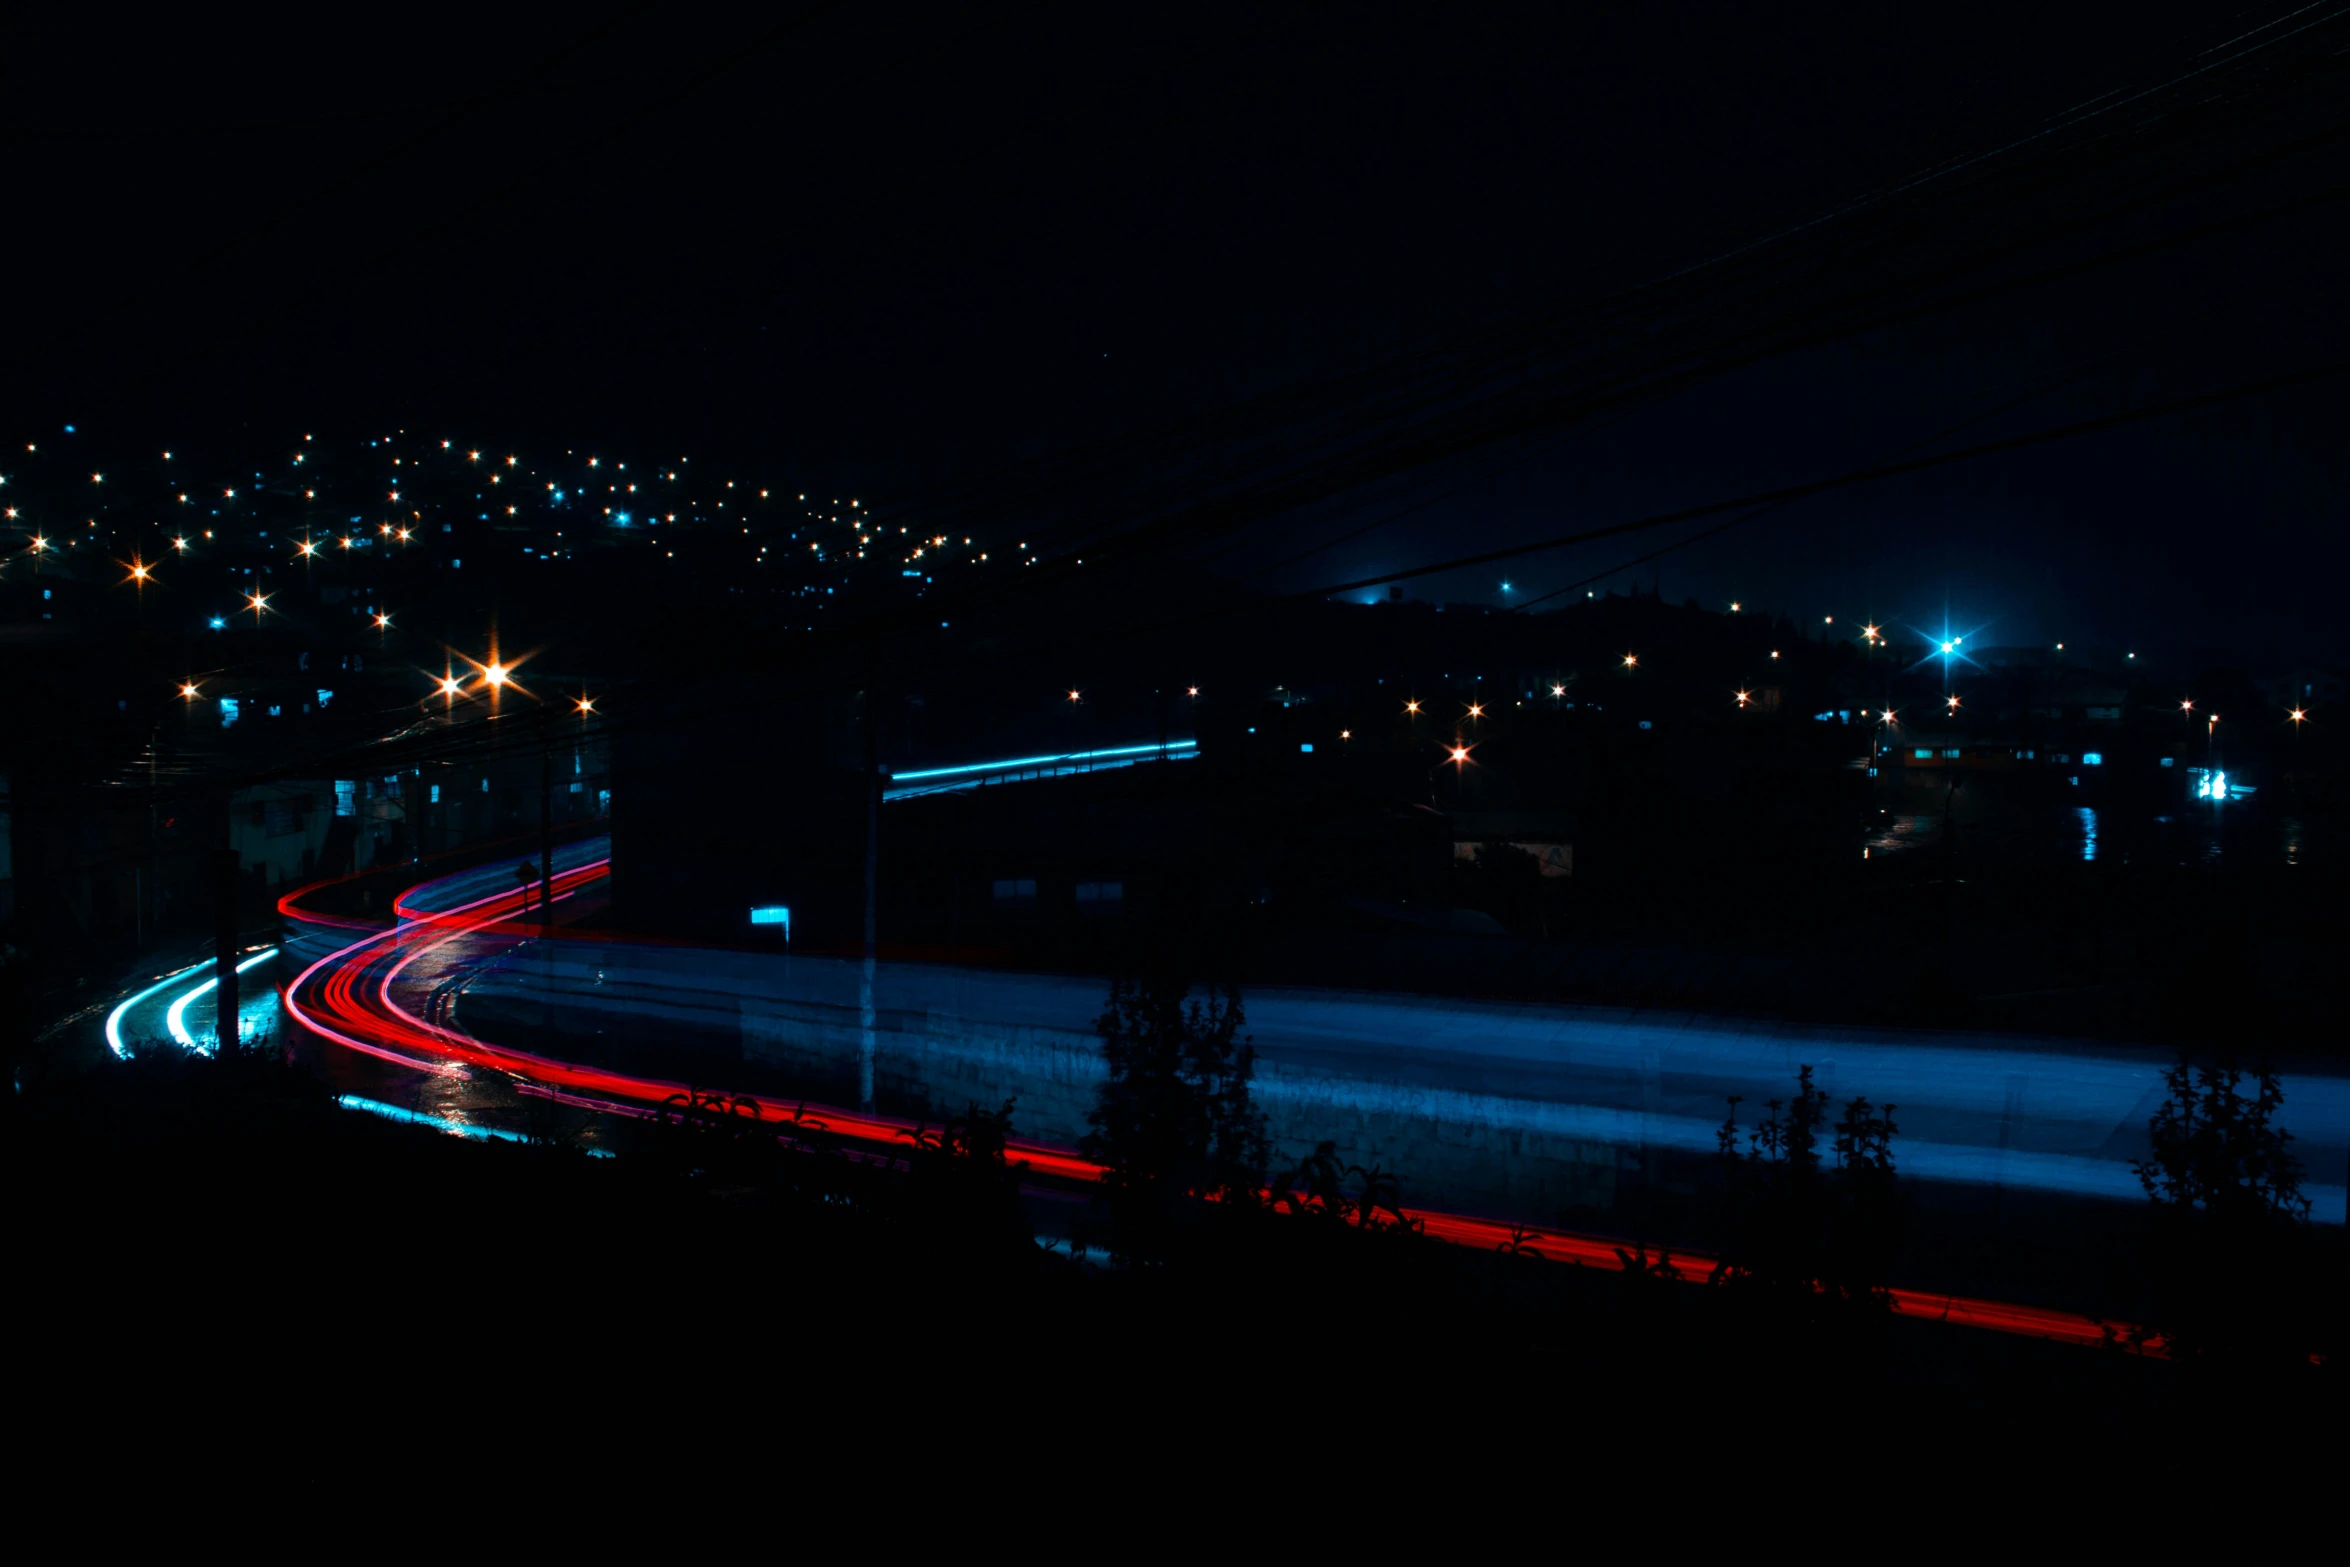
861;673;880;1109
539;709;556;933
211;846;239;1055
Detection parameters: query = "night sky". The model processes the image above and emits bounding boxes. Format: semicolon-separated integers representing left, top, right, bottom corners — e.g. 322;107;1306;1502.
11;2;2348;659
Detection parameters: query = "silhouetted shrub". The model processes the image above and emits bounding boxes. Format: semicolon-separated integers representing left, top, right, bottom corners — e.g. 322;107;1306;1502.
1713;1064;1901;1314
2119;1055;2336;1369
904;1097;1032;1251
1084;975;1268;1248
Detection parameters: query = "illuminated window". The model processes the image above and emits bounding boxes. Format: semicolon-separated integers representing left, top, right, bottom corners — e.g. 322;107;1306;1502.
1299;743;1314;753
2082;752;2103;765
335;780;356;817
1913;748;1932;760
992;878;1037;906
748;906;790;935
1075;880;1123;907
429;784;441;804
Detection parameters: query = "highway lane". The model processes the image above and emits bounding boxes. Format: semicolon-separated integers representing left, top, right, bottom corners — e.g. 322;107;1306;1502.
275;841;2207;1352
400;840;2346;1227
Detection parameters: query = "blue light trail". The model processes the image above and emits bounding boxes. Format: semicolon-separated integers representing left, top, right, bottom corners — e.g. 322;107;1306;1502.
104;960;212;1057
164;948;279;1051
890;739;1197;782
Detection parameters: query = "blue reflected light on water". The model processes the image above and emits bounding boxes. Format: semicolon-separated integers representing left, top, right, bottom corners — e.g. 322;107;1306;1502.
2077;806;2097;862
337;1093;616;1153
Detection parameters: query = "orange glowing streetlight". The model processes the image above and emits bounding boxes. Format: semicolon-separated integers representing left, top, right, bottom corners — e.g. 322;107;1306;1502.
1467;702;1484;719
1946;694;1961;713
180;681;200;701
1622;654;1637;669
1736;689;1751;708
245;590;271;624
1405;700;1420;715
1067;688;1081;704
2289;706;2307;728
575;695;596;715
373;612;391;630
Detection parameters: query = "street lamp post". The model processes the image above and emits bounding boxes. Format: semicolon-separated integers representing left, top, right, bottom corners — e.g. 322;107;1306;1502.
212;846;239;1056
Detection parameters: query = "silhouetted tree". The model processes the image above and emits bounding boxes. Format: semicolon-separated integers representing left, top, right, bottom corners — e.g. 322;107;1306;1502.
2133;1056;2309;1225
1714;1065;1901;1312
2120;1054;2330;1366
1084;976;1267;1243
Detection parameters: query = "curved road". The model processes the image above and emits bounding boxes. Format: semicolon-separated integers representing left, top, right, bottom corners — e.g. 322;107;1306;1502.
250;836;2350;1353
